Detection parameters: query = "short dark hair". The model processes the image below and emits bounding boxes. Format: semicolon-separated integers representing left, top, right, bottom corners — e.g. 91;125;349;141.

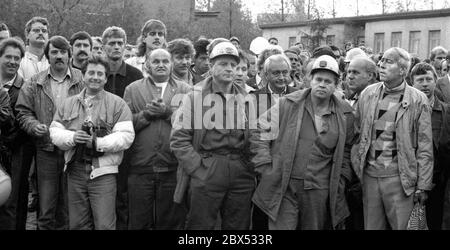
44;36;71;60
0;23;9;33
85;55;110;73
167;39;195;57
0;37;25;58
409;62;437;82
268;37;278;42
24;16;49;37
312;45;335;59
69;31;92;48
194;38;210;59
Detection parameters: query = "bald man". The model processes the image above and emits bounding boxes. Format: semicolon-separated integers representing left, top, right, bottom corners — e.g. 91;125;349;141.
346;57;377;108
123;49;191;229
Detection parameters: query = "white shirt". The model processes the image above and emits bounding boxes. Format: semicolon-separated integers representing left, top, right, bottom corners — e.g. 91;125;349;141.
18;51;49;81
154;81;168;98
126;56;148;77
256;74;263;89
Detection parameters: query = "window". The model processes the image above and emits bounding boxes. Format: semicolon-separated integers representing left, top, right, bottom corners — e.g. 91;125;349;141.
326;35;335;46
374;33;385;53
409;31;421;55
288;37;297;47
391;32;402;47
429;30;441;53
300;36;309;48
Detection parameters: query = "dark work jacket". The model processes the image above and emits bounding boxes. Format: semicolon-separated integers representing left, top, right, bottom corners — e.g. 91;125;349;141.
105;61;143;98
436;76;450;103
251;85;298;118
431;98;450;183
1;75;32;149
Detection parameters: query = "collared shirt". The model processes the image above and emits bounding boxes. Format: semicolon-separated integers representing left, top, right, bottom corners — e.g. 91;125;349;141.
172;71;194;86
2;74;16;91
18;51;49;81
49;69;72;109
105;61;143;98
154;81;168;98
125;56;148;77
256;74;263;89
291;95;339;189
200;81;246;153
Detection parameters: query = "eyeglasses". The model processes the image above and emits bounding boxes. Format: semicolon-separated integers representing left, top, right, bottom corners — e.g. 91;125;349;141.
31;28;48;34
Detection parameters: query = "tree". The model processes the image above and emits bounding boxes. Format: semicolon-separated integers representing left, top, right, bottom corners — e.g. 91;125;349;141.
304;8;328;51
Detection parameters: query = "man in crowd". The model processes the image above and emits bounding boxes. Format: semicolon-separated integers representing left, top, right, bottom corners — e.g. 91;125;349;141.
0;38;20;230
410;62;450;230
284;49;303;88
171;42;255;229
352;47;433;230
69;31;92;74
430;46;448;73
123;44;135;61
50;56;135;230
91;36;103;57
101;26;143;230
102;26;143;98
191;38;210;84
247;47;283;90
344;56;377;230
167;39;195;85
0;23;11;42
230;36;240;49
124;48;190;230
16;36;84;230
250;55;355;230
18;16;50;81
268;37;278;46
126;19;167;74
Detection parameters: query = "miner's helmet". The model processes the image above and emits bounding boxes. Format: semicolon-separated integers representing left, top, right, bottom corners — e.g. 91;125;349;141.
209;41;240;63
311;55;340;77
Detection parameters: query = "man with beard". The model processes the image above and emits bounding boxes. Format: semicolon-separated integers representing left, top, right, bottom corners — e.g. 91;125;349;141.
191;38;210;84
126;19;167;75
101;26;142;230
15;36;84;230
124;48;190;229
50;56;134;230
18;17;50;81
69;31;92;74
0;38;23;229
167;39;195;86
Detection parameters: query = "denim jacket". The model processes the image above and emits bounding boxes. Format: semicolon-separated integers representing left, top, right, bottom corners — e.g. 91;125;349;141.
15;67;84;151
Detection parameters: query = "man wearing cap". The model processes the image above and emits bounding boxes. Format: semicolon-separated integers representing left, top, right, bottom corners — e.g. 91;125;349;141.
352;47;433;230
250;55;355;230
171;41;255;229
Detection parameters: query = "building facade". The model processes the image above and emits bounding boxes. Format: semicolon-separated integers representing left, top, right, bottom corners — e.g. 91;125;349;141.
260;8;450;59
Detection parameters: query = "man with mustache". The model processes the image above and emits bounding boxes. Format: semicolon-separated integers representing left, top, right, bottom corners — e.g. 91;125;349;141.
352;47;433;230
0;38;22;229
250;55;355;230
69;31;92;74
18;17;50;81
15;36;84;230
50;56;135;230
126;19;167;75
167;39;195;86
101;26;143;230
410;62;450;230
123;48;191;229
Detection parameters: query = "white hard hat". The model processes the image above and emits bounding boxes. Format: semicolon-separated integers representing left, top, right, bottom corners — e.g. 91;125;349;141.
311;55;340;77
209;41;240;62
344;48;367;62
249;37;270;55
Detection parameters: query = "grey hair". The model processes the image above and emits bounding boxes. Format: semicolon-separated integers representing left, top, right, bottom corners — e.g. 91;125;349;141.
385;47;411;74
263;54;292;74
